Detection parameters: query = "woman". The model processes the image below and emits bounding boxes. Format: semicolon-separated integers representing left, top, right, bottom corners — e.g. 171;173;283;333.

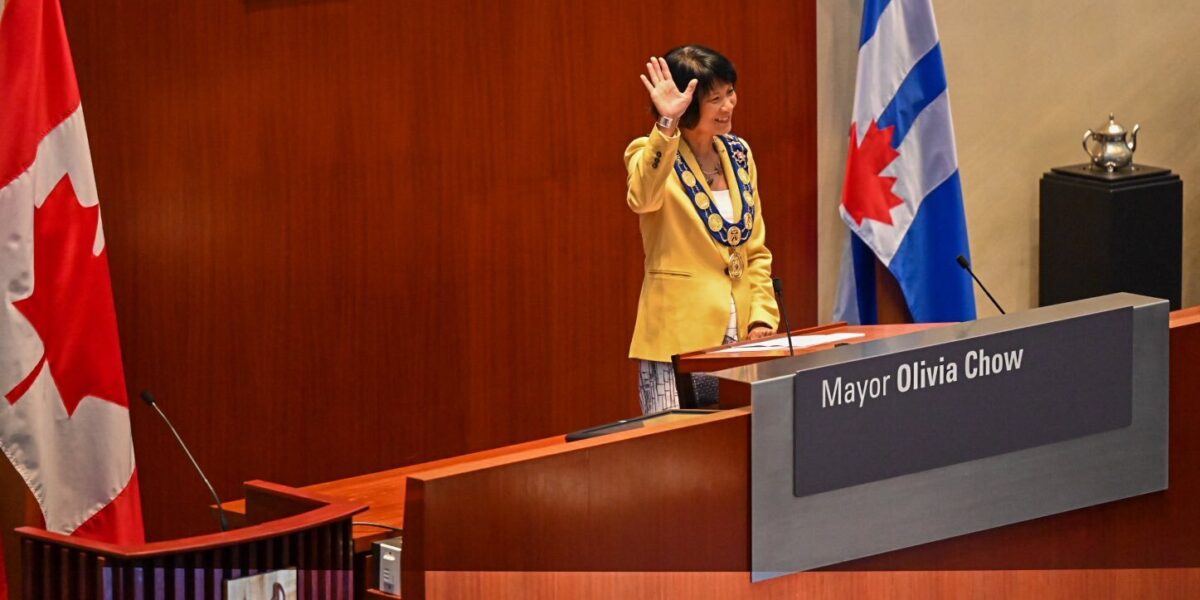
626;45;780;414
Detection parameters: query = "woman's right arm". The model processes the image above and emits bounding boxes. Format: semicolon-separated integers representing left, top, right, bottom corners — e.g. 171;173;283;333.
624;127;681;214
626;57;696;214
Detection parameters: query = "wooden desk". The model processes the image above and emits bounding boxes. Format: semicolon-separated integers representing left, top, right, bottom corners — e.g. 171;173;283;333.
225;436;567;555
674;322;947;408
228;309;1200;599
675;322;948;373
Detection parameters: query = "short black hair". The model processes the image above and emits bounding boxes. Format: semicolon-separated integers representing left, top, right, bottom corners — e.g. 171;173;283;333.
654;45;738;130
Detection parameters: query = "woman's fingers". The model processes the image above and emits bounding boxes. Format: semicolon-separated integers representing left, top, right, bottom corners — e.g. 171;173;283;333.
646;58;661;84
639;74;655;94
644;57;686;108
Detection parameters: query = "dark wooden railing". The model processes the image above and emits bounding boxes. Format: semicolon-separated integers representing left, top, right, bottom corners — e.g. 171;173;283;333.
18;481;365;599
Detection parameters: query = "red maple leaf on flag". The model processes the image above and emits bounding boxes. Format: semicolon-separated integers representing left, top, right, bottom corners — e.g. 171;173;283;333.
842;120;904;226
6;174;129;415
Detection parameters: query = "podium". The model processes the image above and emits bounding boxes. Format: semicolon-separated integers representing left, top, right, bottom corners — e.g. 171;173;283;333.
721;294;1169;575
672;321;945;408
16;481;365;599
215;296;1200;599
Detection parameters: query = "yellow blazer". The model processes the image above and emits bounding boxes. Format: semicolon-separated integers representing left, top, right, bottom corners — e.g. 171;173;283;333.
625;127;779;362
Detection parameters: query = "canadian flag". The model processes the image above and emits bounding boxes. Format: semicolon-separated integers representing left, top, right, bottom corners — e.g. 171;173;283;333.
0;0;145;593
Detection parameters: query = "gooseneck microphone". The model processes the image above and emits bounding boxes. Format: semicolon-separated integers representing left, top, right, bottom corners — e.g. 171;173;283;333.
139;390;230;532
956;255;1006;315
772;278;796;356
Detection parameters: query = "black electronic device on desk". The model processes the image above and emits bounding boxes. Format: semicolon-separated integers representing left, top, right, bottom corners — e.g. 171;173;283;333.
565;409;718;442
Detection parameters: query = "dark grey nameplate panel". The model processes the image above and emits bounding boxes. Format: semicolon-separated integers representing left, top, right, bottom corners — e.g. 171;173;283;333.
793;308;1133;498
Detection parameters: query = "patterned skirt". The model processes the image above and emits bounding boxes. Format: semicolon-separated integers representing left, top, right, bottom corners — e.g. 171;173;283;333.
637;295;738;415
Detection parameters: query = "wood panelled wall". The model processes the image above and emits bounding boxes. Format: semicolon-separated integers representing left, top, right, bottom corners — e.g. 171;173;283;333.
58;0;816;540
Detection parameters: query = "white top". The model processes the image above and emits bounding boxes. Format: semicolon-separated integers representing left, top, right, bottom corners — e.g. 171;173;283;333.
711;191;740;334
711;189;735;222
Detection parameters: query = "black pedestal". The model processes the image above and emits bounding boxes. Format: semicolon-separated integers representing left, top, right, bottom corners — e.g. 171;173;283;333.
1039;164;1182;309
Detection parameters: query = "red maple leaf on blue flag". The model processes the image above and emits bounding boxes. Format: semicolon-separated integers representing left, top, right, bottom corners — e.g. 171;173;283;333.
6;174;129;415
841;120;903;226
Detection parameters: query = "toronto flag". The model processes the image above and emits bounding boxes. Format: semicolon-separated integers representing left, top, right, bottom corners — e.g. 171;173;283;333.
833;0;976;324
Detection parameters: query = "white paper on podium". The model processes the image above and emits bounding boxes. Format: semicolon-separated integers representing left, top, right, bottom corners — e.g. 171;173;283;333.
711;332;865;354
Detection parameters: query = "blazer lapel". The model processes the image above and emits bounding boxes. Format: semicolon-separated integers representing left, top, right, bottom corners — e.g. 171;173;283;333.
715;137;745;219
677;141;733;263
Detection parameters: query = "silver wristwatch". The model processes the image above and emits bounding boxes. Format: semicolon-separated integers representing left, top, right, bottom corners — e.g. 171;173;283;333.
656;115;675;130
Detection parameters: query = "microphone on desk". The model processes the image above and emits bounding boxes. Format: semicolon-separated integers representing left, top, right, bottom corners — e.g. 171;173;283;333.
956;255;1006;316
140;390;230;532
772;278;796;356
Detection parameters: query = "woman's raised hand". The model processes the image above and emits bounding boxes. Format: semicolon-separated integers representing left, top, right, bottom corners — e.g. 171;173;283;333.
639;56;697;121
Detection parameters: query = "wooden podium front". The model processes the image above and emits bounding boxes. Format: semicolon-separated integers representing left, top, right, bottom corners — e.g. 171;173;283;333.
224;308;1200;599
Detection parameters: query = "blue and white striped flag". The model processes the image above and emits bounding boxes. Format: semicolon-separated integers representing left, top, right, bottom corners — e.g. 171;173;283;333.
833;0;976;324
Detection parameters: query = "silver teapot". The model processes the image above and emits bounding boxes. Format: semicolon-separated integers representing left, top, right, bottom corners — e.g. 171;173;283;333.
1082;114;1139;172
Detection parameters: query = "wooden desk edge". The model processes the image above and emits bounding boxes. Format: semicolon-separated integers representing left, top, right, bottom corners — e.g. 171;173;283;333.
225;407;752;553
407;407;750;482
1171;305;1200;328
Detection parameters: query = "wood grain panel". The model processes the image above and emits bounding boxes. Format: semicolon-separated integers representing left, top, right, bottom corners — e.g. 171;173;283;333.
405;566;1200;600
55;0;818;542
401;410;750;599
404;569;1200;600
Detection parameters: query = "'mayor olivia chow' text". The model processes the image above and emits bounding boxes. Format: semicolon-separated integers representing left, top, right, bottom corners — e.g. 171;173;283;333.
820;348;1024;409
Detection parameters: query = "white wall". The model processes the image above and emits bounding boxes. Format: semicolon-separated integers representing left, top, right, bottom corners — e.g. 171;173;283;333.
817;0;1200;321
